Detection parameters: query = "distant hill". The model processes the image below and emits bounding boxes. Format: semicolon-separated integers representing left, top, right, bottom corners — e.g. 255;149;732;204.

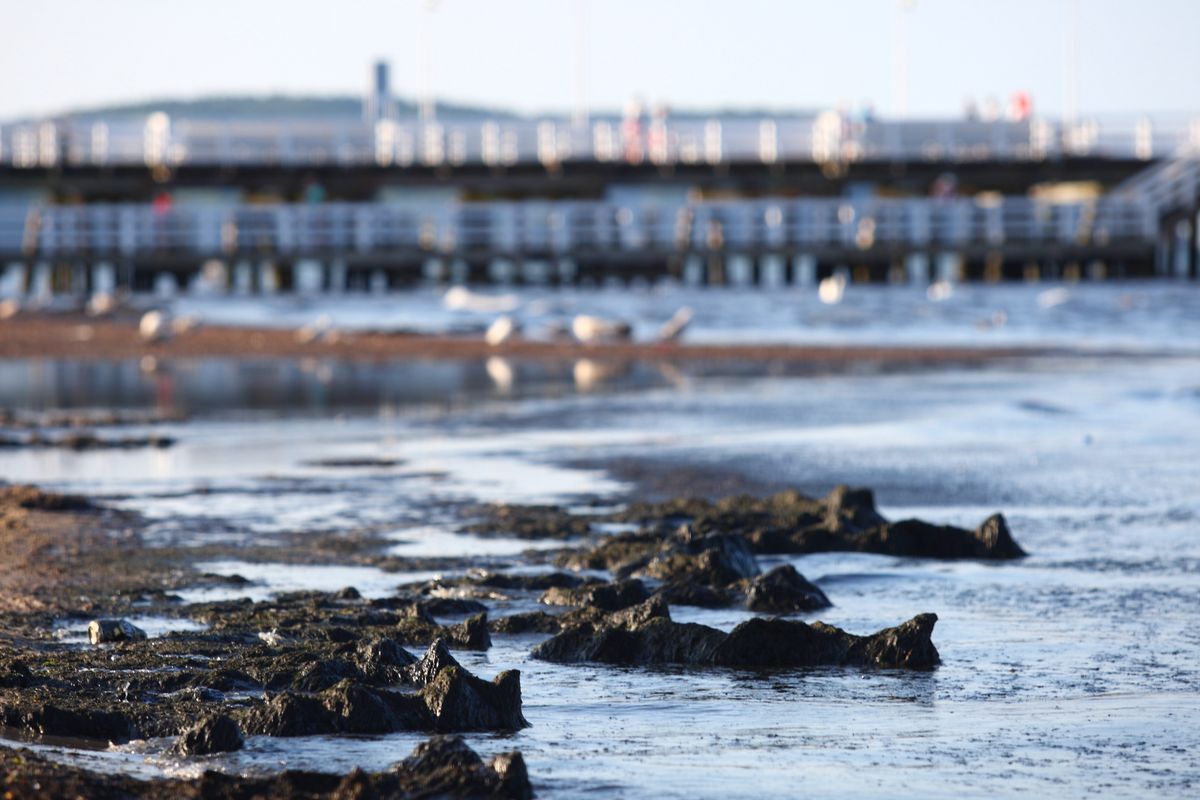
34;95;520;123
16;94;820;125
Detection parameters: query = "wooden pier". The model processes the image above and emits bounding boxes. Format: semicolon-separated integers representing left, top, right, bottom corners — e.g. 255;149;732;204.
1;113;1197;292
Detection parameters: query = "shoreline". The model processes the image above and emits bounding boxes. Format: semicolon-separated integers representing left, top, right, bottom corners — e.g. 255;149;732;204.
0;314;1058;366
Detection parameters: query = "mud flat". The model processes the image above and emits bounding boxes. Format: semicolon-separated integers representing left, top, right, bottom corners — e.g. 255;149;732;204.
0;473;1037;796
0;313;1049;366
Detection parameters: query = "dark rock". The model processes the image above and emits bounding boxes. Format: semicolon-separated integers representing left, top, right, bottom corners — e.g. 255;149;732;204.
87;619;147;645
533;616;724;665
558;529;664;574
420;665;528;732
1;485;94;511
4;702;138;743
972;513;1027;559
0;735;534;799
395;610;492;651
416;597;489;616
489;750;535;800
304;457;403;468
534;600;940;671
656;581;731;608
0;659;33;689
712;613;940;670
586;488;1026;562
177;686;224;703
355;636;418;684
490;610;562;634
405;638;462;686
540;578;649;611
873;513;1025;560
824;485;888;531
472;570;590;591
173;713;244;755
455;612;492;650
744;565;831;613
464;502;593;539
285;657;361;692
0;735;533;799
240;682;431;737
391;735;534;799
240;692;331;737
675;526;761;579
321;680;412;734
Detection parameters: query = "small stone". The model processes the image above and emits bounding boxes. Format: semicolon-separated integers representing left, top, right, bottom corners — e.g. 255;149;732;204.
87;619;147;645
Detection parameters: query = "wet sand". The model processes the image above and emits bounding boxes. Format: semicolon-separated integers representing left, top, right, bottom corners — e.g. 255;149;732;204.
0;314;1048;366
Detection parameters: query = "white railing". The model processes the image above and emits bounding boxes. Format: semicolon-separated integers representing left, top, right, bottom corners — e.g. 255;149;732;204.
3;114;1198;169
0;195;1157;260
1112;156;1200;219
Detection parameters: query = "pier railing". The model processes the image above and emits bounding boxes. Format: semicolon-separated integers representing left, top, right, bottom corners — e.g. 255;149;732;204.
0;195;1156;262
3;114;1198;169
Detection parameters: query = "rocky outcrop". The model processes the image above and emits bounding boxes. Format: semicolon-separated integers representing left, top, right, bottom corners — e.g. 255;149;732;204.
422;665;529;732
173;713;244;755
0;735;534;799
532;598;939;671
743;565;831;612
240;645;528;737
353;635;419;684
490;610;563;634
540;578;649;611
395;609;492;651
604;486;1025;561
1;702;139;743
464;502;594;539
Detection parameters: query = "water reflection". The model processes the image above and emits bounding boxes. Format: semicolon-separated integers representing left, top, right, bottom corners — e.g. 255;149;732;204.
0;357;675;415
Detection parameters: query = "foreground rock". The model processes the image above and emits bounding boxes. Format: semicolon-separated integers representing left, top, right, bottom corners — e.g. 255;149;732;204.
87;618;148;645
560;486;1025;569
0;735;533;799
743;565;831;613
173;713;244;755
553;525;832;613
532;598;939;671
0;612;529;744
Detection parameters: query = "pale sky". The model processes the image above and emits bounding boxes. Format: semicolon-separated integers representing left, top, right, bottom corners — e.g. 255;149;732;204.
4;0;1199;120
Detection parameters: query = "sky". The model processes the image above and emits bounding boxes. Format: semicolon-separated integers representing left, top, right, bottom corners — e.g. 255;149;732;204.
3;0;1199;121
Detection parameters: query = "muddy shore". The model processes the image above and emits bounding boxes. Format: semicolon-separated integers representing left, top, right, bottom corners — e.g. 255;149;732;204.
0;313;1049;366
0;463;1025;796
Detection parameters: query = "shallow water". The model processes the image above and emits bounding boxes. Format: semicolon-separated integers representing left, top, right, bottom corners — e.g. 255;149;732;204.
2;342;1200;795
168;280;1200;352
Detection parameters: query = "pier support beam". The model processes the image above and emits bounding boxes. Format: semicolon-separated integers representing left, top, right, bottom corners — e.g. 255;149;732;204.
792;254;817;285
1185;211;1195;280
1;262;26;297
905;253;930;285
1172;220;1191;278
935;252;963;283
31;263;52;299
232;260;254;294
557;258;577;285
91;262;115;294
759;255;786;287
259;261;279;294
706;254;726;286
